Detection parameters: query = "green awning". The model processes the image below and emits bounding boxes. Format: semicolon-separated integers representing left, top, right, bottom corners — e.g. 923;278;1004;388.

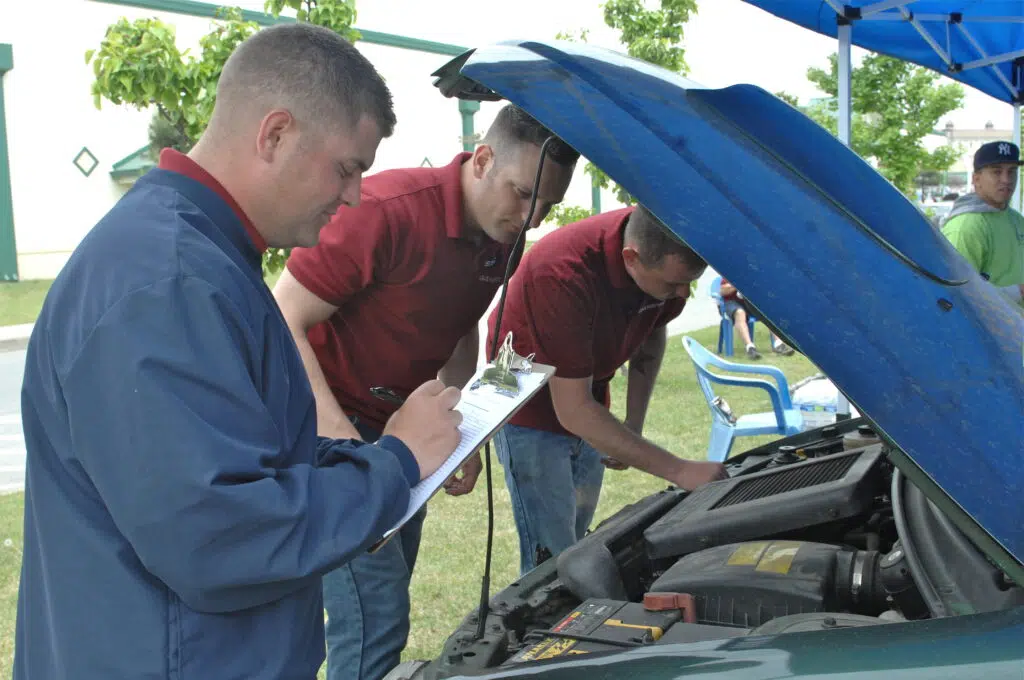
110;145;155;184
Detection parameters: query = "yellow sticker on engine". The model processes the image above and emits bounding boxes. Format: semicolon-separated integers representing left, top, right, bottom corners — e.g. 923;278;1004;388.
755;541;803;575
727;541;770;566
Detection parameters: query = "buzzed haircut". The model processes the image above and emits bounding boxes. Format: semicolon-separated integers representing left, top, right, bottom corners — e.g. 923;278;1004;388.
624;205;706;270
482;104;581;167
214;23;396;137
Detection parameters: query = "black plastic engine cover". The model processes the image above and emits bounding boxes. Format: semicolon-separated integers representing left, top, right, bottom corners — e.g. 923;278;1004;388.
644;446;885;560
648;541;845;627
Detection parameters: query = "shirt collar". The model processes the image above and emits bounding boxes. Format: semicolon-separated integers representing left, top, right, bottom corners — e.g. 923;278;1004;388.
157;149;268;255
603;207;636;289
441;152;473;240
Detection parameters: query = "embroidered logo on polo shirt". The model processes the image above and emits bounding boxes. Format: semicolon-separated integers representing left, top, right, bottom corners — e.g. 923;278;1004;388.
477;248;505;283
637;301;665;314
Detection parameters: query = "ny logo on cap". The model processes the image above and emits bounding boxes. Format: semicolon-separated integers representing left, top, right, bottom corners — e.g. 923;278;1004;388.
999;143;1013;156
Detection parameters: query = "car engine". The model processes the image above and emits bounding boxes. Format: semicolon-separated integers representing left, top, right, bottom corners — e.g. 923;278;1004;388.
386;417;1024;680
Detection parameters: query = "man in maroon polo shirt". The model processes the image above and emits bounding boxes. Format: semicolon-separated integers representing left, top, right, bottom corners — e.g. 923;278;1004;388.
272;104;579;680
488;204;729;575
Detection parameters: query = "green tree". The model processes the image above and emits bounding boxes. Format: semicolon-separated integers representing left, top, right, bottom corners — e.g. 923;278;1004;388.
774;91;800;107
87;1;360;276
549;0;698;226
804;53;964;195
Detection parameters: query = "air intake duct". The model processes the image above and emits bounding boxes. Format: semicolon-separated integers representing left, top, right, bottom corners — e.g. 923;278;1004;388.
647;541;890;628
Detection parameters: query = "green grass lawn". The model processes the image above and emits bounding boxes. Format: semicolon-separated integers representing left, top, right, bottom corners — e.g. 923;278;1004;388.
1;272;287;329
0;324;818;677
0;240;538;328
0;281;52;327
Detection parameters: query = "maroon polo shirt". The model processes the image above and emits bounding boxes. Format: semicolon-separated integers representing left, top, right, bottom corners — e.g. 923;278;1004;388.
487;207;686;436
286;152;514;432
157;149;268;254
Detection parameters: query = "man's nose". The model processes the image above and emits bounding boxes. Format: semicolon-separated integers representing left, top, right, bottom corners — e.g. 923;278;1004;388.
524;205;547;229
341;176;363;207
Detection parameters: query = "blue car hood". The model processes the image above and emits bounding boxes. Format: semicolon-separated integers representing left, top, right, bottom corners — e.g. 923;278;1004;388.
433;40;1024;568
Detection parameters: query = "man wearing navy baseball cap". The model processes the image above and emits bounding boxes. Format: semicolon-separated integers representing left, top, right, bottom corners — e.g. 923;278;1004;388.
942;140;1024;308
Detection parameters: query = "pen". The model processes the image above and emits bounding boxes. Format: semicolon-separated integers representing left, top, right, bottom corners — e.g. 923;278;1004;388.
370;386;406;405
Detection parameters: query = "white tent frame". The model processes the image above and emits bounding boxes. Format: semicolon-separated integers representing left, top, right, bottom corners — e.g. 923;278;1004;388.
820;0;1024;417
823;0;1023;205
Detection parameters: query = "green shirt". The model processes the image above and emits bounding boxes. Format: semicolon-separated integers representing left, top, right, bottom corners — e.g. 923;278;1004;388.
942;207;1024;289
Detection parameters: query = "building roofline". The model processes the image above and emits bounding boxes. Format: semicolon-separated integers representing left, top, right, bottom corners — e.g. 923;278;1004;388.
90;0;468;56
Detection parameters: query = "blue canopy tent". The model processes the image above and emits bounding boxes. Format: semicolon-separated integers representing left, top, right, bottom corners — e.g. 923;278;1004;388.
741;0;1024;416
742;1;1024;201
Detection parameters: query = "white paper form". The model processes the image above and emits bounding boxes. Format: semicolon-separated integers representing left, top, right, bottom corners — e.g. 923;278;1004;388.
371;362;553;550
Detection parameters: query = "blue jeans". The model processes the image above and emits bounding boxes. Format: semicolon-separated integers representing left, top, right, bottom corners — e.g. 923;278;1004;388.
494;423;605;575
322;418;426;680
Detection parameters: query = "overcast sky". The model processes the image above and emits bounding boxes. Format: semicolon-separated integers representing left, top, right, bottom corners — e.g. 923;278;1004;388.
343;0;1016;132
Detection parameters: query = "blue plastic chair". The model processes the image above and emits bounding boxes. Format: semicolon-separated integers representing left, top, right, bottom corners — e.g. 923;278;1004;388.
682;335;804;462
710;276;756;356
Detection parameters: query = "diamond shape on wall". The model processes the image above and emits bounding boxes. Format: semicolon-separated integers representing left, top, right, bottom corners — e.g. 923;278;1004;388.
73;147;99;177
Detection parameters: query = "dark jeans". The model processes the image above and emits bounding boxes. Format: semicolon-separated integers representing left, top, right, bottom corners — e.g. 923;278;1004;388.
322;417;426;680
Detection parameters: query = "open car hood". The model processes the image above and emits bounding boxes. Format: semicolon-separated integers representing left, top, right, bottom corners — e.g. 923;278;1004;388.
433;40;1024;570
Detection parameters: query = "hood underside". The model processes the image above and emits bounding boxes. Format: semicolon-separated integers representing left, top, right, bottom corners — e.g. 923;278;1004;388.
432;40;1024;568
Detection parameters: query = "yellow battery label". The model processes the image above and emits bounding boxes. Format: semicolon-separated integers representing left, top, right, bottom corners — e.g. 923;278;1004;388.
727;541;770;566
519;637;578;661
755;541;803;575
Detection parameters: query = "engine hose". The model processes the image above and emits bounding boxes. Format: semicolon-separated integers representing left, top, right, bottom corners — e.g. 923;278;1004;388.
891;468;946;618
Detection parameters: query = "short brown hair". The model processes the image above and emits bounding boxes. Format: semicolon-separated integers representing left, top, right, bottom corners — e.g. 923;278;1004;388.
482;104;580;167
624;205;705;270
214;23;396;137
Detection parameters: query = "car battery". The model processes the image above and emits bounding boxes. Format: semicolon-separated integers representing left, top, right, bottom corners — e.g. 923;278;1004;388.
504;599;682;665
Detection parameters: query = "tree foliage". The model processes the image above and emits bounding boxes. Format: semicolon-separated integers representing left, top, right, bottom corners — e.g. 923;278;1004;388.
87;1;360;275
803;53;964;195
550;0;698;225
774;91;800;107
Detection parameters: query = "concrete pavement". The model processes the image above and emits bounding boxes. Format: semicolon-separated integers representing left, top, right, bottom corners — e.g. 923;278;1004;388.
0;348;26;494
0;323;32;352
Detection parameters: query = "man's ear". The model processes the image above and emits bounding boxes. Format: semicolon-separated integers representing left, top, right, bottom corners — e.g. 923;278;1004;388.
255;109;295;162
472;144;495;180
621;246;642;269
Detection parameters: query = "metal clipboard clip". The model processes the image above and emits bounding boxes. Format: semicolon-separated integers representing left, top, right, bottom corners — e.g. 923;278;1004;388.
474;332;535;397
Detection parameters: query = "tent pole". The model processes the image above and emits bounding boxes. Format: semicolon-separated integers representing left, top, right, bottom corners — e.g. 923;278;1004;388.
1015;104;1022;212
838;21;852;145
836;18;853;420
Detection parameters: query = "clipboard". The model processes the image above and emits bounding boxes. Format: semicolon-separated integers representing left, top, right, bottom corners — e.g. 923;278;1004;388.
368;332;554;553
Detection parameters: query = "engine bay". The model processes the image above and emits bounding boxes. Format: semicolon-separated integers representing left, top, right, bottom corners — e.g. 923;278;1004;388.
388;418;1024;679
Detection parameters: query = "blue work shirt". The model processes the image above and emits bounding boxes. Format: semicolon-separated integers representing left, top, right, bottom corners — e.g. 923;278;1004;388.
14;163;420;679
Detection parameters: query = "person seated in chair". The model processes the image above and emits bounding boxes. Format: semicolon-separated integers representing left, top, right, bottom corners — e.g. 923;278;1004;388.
720;277;794;359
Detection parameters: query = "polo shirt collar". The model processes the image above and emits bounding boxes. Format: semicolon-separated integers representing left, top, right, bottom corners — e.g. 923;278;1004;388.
603;208;635;289
442;152;473;240
158;148;268;255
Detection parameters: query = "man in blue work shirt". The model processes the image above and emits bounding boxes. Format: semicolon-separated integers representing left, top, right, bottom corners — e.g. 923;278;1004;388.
14;23;463;680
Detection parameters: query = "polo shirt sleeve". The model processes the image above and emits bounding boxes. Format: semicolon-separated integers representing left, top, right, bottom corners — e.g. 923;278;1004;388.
942;213;991;275
285;201;393;306
61;274;415;614
521;270;598;379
